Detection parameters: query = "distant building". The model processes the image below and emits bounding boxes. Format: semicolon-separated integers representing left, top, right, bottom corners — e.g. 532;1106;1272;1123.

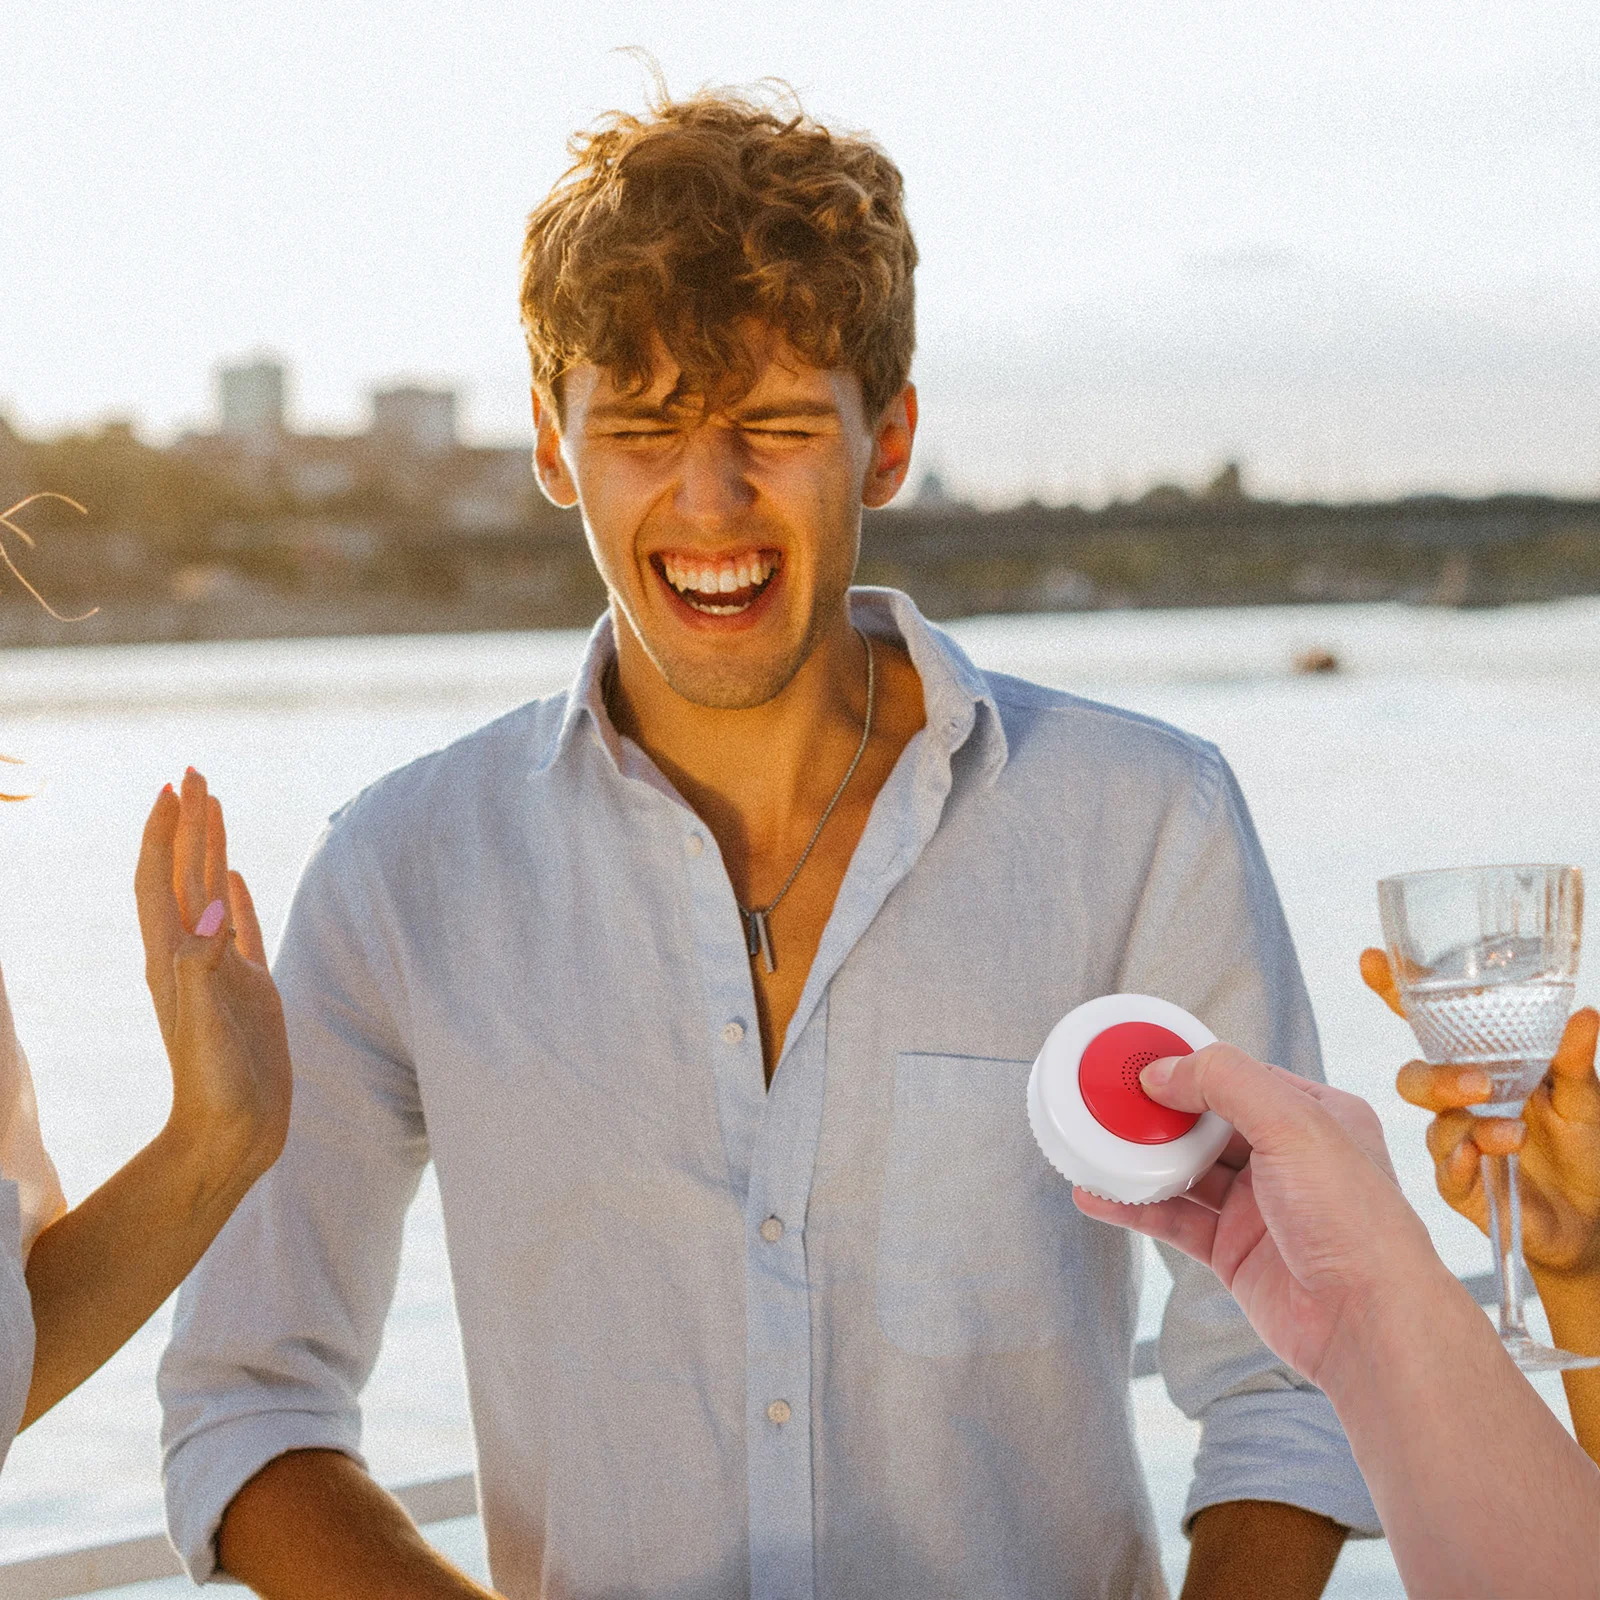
371;385;457;456
1201;461;1246;502
907;467;972;515
218;358;286;444
445;446;536;530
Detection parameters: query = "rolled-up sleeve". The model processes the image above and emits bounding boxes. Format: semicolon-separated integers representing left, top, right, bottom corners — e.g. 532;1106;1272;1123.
1118;742;1383;1538
159;808;430;1580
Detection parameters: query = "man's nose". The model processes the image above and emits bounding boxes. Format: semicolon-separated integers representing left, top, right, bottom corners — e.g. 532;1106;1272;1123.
673;427;756;522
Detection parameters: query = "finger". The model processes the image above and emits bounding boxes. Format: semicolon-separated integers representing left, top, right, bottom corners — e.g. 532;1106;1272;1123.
1181;1160;1242;1213
1072;1187;1221;1265
169;910;235;1059
194;897;228;942
1435;1123;1486;1214
1273;1073;1399;1178
134;785;183;1020
1359;947;1407;1018
1547;1007;1600;1122
1138;1043;1341;1159
205;793;229;908
227;870;269;966
1396;1060;1493;1112
175;768;210;928
1212;1128;1253;1172
1425;1108;1485;1167
1466;1116;1525;1157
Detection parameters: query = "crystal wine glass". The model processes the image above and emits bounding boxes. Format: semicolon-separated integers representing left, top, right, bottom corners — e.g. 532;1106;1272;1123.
1377;863;1597;1372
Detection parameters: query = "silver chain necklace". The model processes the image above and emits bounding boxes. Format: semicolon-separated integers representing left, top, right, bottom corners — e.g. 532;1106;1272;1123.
738;630;875;974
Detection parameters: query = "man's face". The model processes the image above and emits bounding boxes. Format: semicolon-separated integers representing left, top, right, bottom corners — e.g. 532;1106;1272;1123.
534;336;915;710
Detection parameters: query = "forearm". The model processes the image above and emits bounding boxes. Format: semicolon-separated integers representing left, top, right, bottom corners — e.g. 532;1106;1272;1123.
219;1448;496;1600
1322;1269;1600;1598
1181;1500;1345;1598
1531;1266;1600;1465
22;1121;265;1426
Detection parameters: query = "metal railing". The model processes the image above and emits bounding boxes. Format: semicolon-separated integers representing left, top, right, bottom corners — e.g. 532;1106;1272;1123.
0;1272;1501;1599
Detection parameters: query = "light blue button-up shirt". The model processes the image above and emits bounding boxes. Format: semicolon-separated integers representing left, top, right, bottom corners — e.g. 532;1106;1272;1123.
161;588;1378;1598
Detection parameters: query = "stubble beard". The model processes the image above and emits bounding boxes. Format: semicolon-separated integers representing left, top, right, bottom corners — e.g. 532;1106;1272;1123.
616;557;854;713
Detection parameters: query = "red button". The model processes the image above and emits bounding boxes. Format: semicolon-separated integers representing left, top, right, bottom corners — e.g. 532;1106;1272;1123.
1079;1022;1200;1144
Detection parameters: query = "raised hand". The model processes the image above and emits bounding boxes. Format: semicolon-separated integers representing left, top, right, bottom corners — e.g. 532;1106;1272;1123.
21;769;296;1428
1071;1043;1436;1389
134;768;291;1185
1360;947;1600;1285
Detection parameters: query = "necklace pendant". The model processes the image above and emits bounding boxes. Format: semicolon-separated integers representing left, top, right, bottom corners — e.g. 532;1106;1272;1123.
747;908;777;974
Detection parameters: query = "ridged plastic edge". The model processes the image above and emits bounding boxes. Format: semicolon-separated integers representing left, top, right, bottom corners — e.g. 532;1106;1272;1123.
1028;1059;1168;1205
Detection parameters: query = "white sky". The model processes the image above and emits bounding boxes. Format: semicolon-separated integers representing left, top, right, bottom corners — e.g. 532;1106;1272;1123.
2;1;1597;504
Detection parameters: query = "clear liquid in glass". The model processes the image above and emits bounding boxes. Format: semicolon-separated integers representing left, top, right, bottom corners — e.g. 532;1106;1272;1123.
1401;937;1575;1113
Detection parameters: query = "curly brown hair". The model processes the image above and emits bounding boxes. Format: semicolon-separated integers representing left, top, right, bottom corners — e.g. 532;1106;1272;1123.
519;87;917;420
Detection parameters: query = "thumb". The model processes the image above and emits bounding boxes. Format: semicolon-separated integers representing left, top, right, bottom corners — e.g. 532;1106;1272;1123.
1138;1043;1322;1156
1359;947;1408;1019
173;898;231;990
1547;1006;1600;1121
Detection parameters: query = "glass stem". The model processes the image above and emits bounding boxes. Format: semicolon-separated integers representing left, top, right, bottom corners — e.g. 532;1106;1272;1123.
1481;1149;1530;1343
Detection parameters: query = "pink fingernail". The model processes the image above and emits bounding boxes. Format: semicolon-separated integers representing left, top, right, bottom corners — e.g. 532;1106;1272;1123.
195;899;226;938
161;782;174;795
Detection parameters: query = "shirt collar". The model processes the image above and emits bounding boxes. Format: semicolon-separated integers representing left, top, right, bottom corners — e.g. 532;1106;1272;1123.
532;611;623;777
532;588;1009;781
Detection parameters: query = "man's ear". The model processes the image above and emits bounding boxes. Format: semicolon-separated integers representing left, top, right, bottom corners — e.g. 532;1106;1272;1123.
532;387;579;509
861;383;918;510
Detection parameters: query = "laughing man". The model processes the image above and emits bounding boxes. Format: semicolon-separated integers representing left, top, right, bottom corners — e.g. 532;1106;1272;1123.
160;91;1379;1599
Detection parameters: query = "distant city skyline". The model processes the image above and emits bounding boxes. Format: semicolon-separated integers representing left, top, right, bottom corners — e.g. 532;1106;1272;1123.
3;1;1597;506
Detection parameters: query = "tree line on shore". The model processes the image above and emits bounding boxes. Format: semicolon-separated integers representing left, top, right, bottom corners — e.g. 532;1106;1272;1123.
3;415;1598;648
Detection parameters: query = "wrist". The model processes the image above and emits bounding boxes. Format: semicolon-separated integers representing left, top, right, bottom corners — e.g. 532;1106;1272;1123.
1314;1260;1481;1412
151;1114;273;1220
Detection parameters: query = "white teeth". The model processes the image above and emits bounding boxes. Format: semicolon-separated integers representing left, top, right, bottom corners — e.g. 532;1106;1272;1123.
660;553;777;604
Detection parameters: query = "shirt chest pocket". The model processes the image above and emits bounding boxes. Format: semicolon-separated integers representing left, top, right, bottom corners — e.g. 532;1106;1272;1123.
876;1052;1085;1359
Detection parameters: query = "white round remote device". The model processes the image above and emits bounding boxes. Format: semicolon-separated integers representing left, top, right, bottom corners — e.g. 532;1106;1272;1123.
1027;993;1232;1205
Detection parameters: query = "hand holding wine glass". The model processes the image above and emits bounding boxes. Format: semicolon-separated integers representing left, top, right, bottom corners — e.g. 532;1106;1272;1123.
1362;948;1600;1281
1374;864;1596;1373
1363;943;1600;1459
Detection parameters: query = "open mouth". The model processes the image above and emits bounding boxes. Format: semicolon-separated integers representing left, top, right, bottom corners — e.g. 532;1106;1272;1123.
653;549;782;616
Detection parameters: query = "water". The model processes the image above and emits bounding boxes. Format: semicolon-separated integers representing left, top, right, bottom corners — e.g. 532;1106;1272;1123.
1404;975;1576;1110
5;597;1600;1595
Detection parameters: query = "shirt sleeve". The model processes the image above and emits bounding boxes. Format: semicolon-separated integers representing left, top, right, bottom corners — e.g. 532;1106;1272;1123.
159;812;431;1581
1116;741;1383;1539
0;960;67;1259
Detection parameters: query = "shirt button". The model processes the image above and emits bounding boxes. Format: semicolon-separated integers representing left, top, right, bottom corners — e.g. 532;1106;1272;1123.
759;1216;783;1244
766;1399;792;1426
721;1020;745;1045
685;833;704;857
